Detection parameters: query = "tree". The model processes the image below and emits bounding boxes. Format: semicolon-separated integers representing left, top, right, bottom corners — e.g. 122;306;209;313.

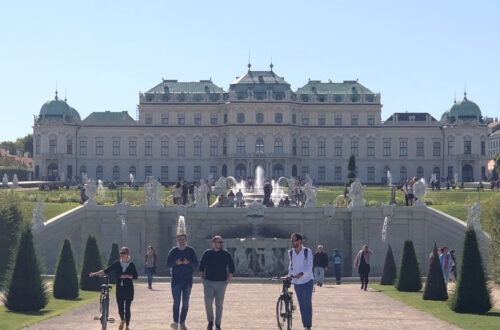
0;193;24;288
53;239;79;299
380;244;397;285
395;240;422;292
483;195;500;283
2;227;48;311
107;243;120;284
80;235;104;291
449;228;492;313
423;243;448;300
347;155;356;186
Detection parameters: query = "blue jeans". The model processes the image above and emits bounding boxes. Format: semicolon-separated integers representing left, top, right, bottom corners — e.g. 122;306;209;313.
294;279;313;328
313;267;324;285
145;267;153;288
334;264;341;283
442;268;450;286
171;282;192;323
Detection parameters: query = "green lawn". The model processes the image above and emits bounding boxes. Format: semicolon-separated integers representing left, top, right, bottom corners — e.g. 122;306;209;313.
371;284;500;330
0;290;101;330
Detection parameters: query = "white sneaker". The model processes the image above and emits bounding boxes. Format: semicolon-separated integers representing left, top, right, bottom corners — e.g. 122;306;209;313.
180;323;188;330
170;322;179;329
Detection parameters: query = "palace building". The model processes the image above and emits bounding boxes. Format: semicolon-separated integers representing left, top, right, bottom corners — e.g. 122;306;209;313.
33;66;491;184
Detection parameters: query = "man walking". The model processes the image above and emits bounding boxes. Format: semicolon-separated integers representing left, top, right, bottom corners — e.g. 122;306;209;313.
331;248;342;285
199;236;235;330
166;231;199;330
439;246;454;286
288;233;314;330
313;245;328;287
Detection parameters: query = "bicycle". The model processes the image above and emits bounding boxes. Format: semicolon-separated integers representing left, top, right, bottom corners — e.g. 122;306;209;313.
273;276;295;330
93;276;115;330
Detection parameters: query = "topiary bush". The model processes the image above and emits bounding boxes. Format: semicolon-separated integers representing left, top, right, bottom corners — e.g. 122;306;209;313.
423;243;448;300
395;240;422;292
107;243;120;284
2;227;48;311
79;235;103;291
0;194;24;288
380;244;397;285
483;194;500;284
449;228;492;314
53;238;79;299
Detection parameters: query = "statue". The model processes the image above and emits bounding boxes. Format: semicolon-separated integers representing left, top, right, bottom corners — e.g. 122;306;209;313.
347;178;366;208
233;240;250;275
129;173;135;188
303;178;318;208
32;199;46;231
255;247;275;274
81;172;88;184
194;179;209;208
465;199;482;231
115;202;129;244
144;176;163;207
213;176;237;196
13;174;19;187
412;179;427;207
84;179;97;206
2;173;8;188
247;200;266;217
97;179;105;198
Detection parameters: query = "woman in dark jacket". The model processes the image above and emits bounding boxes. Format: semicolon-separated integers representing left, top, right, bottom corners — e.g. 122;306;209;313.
90;246;138;330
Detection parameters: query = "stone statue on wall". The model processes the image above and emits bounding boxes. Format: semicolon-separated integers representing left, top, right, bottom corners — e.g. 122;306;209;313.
213;176;237;196
194;179;209;208
2;174;8;188
413;179;427;207
465;199;482;231
304;178;318;208
13;174;19;187
233;240;250;275
247;200;266;217
348;178;366;208
256;247;275;274
84;179;97;206
32;199;46;231
381;203;395;243
144;176;163;207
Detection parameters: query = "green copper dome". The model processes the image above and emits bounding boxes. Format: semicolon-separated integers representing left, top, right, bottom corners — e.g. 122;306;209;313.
38;92;80;123
447;94;482;122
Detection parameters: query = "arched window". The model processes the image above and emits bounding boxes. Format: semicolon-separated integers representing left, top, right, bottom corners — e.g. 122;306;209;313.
256;113;264;123
80;166;87;177
236;138;245;154
274;138;283;154
129;166;136;177
113;166;120;180
292;164;297;177
434;167;441;181
400;166;407;182
292;139;297;156
96;166;103;180
417;166;424;179
255;138;264;154
235;164;246;178
273;164;284;178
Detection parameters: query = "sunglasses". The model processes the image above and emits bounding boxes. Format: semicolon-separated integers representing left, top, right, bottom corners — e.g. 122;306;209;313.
119;251;129;255
215;241;224;244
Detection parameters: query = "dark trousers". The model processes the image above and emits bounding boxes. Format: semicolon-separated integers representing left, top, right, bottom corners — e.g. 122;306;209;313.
145;267;153;287
334;264;341;283
116;297;132;325
294;279;313;328
172;282;192;323
359;264;370;288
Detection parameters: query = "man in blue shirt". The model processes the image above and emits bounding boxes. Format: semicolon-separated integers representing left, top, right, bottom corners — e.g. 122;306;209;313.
166;233;199;330
331;249;342;285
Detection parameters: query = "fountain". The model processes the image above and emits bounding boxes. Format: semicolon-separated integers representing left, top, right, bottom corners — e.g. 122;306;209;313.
97;179;105;199
387;170;396;204
233;165;287;206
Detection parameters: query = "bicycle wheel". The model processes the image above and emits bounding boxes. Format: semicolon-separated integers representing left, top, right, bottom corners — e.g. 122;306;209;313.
101;297;108;330
276;296;292;330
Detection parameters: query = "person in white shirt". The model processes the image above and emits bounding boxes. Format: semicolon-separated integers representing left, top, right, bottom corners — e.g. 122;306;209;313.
288;233;314;330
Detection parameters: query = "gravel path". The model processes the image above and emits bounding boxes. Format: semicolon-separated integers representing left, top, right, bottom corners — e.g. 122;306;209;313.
23;282;459;329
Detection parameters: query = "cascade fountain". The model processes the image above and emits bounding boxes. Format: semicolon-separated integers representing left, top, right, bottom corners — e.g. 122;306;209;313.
234;165;286;206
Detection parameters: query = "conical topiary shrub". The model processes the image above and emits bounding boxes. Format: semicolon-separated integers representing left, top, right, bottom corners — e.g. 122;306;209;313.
380;244;397;285
3;227;48;311
449;228;492;313
79;235;103;291
107;243;120;284
53;238;79;299
395;240;422;292
423;243;448;300
0;201;23;289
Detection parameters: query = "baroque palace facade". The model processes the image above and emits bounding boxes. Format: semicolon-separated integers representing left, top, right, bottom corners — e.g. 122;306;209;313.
33;66;491;184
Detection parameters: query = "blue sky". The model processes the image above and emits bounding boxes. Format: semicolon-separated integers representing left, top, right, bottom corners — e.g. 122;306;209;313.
1;0;499;141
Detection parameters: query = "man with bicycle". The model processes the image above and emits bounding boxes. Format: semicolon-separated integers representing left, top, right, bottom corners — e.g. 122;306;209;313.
288;233;314;330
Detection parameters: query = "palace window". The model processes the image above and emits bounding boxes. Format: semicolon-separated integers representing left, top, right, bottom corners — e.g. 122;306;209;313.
274;138;283;154
255;138;264;154
237;113;245;123
275;113;283;123
161;166;168;181
177;141;185;156
49;139;57;154
178;114;185;125
292;114;296;124
433;141;441;156
351;140;358;156
334;166;342;181
80;166;87;177
194;140;202;156
210;166;217;178
210;140;218;156
367;166;375;181
161;141;169;156
292;139;297;156
211;115;217;125
400;166;407;181
35;137;41;154
96;166;103;180
113;166;120;180
317;141;325;157
335;141;343;156
236;139;245;154
301;166;309;178
318;115;326;126
367;141;375;156
351;114;358;126
367;116;375;126
113;140;120;156
194;114;202;125
256;113;264;123
223;138;227;155
318;166;325;181
399;141;407;157
128;141;136;156
417;166;424;179
448;141;454;155
145;114;152;125
447;166;453;180
434;167;440;180
67;140;73;155
335;114;342;126
162;114;168;125
177;166;185;179
145;165;152;178
302;115;309;126
301;140;309;156
194;166;201;180
417;141;424;157
96;140;103;156
145;140;152;156
129;166;136;177
383;141;391;156
481;141;486;155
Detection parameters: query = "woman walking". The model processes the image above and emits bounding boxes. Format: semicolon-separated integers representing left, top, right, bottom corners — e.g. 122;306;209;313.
354;245;373;291
90;246;138;330
145;245;157;289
